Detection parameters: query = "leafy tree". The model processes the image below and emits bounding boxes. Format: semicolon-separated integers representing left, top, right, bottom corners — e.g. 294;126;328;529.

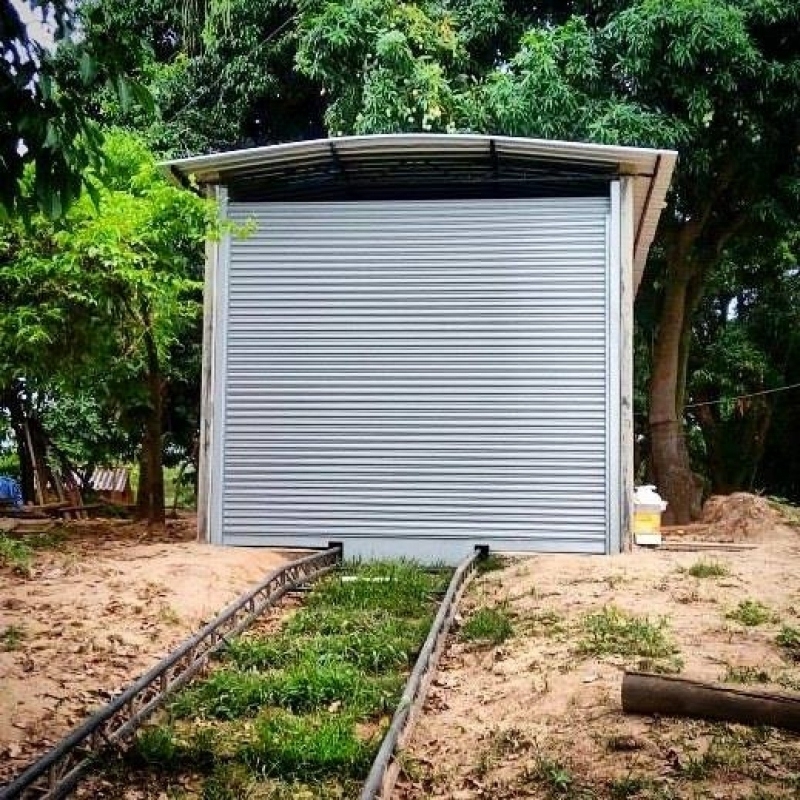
74;0;325;156
300;0;800;521
688;233;800;495
0;130;212;522
68;0;800;519
1;1;152;217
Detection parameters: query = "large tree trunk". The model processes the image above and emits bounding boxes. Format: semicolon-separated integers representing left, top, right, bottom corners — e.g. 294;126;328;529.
649;271;703;524
136;315;166;526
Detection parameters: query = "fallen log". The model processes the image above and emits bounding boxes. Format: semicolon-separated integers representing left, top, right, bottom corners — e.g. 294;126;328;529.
622;671;800;733
659;541;757;552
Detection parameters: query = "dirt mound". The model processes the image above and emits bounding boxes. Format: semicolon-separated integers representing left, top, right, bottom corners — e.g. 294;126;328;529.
700;492;783;539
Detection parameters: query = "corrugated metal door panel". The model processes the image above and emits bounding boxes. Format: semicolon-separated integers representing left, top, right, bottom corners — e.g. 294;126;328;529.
220;198;610;559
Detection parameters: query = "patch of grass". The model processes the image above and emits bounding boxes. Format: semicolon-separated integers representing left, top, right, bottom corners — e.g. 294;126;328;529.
776;625;800;660
158;604;182;626
227;617;429;675
134;725;185;767
726;599;776;627
526;609;566;637
476;553;506;574
637;654;684;675
460;605;514;646
578;606;677;660
0;534;33;574
120;560;447;797
172;663;401;721
200;763;254;800
473;726;531;777
1;624;25;651
524;755;576;797
0;530;68;576
681;754;711;781
723;664;772;684
609;775;649;799
27;529;68;550
768;497;800;527
238;711;376;781
677;724;763;783
307;560;448;618
685;559;729;578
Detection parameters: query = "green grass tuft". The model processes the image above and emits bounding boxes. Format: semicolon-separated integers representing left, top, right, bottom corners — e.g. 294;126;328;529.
578;606;677;660
726;599;775;627
1;624;25;651
172;662;402;721
523;755;575;796
238;712;377;781
476;553;506;574
777;625;800;660
723;665;772;684
226;617;429;675
307;560;448;617
0;534;33;574
685;559;729;579
460;605;514;645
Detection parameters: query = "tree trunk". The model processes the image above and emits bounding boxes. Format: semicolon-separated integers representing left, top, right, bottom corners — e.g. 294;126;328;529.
136;426;153;520
136;311;166;527
649;272;703;524
145;361;166;526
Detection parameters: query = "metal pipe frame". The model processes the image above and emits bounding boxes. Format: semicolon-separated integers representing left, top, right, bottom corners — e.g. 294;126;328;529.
359;547;484;800
1;546;342;800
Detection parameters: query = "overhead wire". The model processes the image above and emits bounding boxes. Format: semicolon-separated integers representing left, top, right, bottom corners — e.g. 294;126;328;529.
684;381;800;409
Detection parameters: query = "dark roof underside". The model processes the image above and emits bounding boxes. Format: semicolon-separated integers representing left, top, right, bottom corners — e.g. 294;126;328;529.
194;149;616;202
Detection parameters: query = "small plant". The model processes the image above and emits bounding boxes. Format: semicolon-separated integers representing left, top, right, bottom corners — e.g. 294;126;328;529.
158;604;182;625
637;655;684;675
1;624;25;651
134;725;180;766
0;534;33;574
726;599;775;627
527;609;566;637
476;553;506;574
776;625;800;660
681;754;711;781
578;606;677;660
460;605;514;645
724;665;771;684
768;497;800;527
525;755;575;796
609;775;648;799
685;559;729;579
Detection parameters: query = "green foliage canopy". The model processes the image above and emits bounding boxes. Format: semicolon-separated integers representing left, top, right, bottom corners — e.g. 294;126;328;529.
0;129;212;466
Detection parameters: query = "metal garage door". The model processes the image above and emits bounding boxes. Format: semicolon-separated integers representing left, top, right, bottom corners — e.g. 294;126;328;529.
219;198;613;560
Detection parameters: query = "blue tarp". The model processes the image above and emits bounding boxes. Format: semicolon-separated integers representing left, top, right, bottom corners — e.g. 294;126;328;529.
0;476;23;508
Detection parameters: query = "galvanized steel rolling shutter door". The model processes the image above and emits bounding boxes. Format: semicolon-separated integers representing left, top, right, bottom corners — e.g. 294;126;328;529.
220;198;612;560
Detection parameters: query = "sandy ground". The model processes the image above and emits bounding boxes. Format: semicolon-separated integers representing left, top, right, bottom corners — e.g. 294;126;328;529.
397;498;800;799
0;517;303;783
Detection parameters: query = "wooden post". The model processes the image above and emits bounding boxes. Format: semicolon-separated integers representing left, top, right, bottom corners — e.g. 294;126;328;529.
22;420;45;506
622;671;800;732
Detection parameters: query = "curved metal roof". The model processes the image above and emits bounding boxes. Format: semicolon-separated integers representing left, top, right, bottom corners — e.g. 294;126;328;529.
163;133;676;286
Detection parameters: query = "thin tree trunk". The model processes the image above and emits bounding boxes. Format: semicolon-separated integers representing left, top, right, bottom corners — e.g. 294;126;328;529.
142;316;165;527
136;432;152;520
649;271;702;524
